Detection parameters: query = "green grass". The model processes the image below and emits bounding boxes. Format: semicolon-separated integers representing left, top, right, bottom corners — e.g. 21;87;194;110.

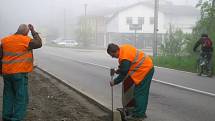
154;55;199;73
154;55;215;74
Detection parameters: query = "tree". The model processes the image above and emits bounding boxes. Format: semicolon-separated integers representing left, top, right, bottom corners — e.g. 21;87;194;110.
184;0;215;56
160;24;186;56
75;17;96;47
194;0;215;40
191;0;215;72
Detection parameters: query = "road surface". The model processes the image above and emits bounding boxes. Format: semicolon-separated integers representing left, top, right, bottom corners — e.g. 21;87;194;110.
35;46;215;121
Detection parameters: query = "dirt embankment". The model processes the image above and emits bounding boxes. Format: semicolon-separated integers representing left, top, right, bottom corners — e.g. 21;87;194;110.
0;70;110;121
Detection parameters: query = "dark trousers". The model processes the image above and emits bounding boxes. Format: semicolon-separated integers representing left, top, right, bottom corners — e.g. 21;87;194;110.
132;68;154;117
2;73;29;121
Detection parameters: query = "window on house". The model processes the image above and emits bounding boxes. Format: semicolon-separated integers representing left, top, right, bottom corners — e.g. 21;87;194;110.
126;17;132;24
150;17;154;25
138;17;144;24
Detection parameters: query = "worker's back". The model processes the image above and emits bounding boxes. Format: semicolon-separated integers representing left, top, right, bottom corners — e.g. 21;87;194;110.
119;44;153;85
1;34;33;74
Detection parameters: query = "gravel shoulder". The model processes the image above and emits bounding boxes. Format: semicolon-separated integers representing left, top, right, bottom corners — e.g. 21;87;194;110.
0;69;110;121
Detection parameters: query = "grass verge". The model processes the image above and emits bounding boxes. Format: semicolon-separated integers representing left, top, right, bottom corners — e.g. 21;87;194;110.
153;54;215;75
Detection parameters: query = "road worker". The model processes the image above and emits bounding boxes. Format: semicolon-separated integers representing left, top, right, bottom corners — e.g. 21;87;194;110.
107;43;154;120
0;24;42;121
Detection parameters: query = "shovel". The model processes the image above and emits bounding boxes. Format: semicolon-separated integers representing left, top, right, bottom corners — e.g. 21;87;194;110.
110;68;115;121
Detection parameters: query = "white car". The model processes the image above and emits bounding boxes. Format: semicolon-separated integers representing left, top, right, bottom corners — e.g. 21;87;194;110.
57;40;78;47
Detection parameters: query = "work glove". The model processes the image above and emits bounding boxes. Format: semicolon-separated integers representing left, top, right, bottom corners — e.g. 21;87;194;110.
115;69;120;74
110;68;115;76
111;68;121;75
110;80;115;87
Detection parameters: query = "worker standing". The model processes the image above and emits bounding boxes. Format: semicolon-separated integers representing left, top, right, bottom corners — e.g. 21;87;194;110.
107;43;154;120
0;24;42;121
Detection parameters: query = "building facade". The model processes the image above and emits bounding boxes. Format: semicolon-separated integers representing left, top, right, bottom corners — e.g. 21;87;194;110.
105;2;200;48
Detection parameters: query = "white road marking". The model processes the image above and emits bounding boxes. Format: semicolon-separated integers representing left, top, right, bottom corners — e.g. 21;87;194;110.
38;50;215;97
155;66;196;74
153;79;215;97
71;60;215;97
72;59;110;69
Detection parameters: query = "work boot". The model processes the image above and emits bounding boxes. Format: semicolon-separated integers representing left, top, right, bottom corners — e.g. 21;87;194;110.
126;117;145;121
2;118;11;121
125;114;147;121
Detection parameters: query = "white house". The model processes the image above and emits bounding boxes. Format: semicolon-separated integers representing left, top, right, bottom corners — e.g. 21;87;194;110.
107;3;166;34
105;2;200;48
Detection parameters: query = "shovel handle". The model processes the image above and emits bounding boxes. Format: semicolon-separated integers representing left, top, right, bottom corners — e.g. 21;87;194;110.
111;76;114;121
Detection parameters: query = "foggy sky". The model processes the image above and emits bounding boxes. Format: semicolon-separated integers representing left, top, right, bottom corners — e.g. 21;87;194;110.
0;0;199;37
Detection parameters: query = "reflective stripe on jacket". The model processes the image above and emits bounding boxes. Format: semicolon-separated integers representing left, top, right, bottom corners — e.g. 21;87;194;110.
119;44;153;85
1;34;33;74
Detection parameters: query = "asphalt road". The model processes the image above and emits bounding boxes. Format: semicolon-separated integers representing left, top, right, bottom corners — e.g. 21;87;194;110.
34;46;215;121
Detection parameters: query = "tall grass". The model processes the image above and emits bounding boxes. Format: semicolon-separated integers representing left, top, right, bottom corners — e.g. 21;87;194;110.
154;54;214;74
153;55;198;73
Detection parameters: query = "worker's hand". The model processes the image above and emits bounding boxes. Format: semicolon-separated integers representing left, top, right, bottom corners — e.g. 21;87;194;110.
110;80;115;87
115;69;120;74
28;24;35;32
111;68;117;76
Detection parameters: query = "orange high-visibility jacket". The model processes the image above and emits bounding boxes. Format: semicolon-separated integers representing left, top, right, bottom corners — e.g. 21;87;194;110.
119;44;153;85
1;34;33;74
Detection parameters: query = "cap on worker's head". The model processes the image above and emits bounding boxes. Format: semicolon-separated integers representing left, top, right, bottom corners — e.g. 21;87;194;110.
17;24;29;36
201;33;208;37
107;43;119;54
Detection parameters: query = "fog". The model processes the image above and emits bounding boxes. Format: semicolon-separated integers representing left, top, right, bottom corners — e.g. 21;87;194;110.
0;0;199;48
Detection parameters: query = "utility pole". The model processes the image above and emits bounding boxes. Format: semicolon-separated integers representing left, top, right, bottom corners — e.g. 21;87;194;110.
134;29;137;47
63;9;66;39
95;18;98;46
84;4;87;33
153;0;159;57
84;4;87;17
83;4;88;46
212;0;215;7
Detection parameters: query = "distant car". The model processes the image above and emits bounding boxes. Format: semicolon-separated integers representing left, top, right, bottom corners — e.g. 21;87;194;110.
57;40;78;47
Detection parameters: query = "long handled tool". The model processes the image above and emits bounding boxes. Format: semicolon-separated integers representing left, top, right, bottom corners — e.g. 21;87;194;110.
110;68;115;121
